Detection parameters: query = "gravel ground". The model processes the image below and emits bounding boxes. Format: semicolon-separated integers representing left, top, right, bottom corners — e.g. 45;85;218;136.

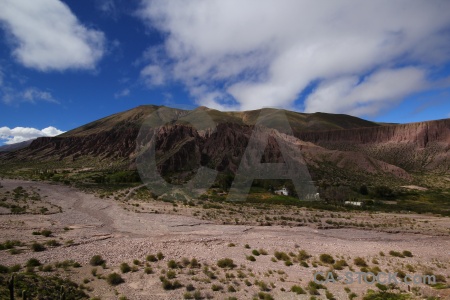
0;179;449;300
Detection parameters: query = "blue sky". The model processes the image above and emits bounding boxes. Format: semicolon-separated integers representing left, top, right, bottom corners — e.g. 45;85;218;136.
1;0;450;145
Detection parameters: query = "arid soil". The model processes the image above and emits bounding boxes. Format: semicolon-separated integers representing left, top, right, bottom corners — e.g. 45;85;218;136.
0;179;449;299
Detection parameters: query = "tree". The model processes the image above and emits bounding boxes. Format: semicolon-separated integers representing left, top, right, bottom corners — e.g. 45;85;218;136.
374;186;395;199
323;186;353;206
359;185;368;195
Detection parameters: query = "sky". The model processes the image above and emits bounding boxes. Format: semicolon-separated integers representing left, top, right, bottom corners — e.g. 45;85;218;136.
1;0;450;145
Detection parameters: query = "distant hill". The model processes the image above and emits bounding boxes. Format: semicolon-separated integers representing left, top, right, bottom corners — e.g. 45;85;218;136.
0;139;34;152
1;105;448;189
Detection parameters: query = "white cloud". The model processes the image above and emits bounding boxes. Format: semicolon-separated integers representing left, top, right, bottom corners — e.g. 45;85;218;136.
140;64;166;86
96;0;123;20
96;0;116;14
41;126;64;136
0;0;105;71
0;126;65;144
304;67;428;116
138;0;450;115
1;86;58;104
114;88;130;99
22;88;58;104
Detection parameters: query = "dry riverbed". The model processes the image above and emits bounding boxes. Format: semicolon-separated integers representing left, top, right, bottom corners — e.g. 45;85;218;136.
0;179;449;299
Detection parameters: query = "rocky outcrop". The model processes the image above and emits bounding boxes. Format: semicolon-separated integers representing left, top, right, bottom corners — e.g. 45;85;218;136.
296;119;450;172
146;123;412;182
1;105;448;185
296;119;450;147
5;127;139;162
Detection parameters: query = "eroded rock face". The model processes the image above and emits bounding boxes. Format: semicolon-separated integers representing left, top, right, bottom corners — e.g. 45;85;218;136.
296;119;450;172
1;106;448;184
146;123;414;181
22;127;139;160
296;119;450;147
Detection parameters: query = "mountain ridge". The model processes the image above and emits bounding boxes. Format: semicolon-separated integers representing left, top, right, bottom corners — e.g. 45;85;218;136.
1;105;448;189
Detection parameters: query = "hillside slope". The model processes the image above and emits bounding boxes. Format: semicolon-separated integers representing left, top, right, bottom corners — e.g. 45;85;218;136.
1;105;380;162
1;105;448;189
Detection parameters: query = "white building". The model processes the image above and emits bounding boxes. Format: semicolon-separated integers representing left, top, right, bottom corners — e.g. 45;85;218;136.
344;201;363;206
305;193;320;200
275;187;289;196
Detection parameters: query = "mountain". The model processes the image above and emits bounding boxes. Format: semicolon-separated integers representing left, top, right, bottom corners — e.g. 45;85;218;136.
0;105;380;163
1;105;448;189
0;139;34;152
